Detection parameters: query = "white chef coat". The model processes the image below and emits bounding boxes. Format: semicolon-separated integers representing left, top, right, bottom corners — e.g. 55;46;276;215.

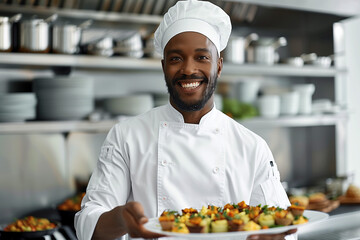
75;103;294;240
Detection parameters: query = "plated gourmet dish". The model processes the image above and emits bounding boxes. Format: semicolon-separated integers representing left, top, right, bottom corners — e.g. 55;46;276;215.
159;201;308;234
3;216;57;232
57;192;85;211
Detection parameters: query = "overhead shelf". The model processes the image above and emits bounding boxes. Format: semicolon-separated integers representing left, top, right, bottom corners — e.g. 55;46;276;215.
0;4;163;24
0;120;118;134
239;112;348;128
0;53;161;71
0;113;348;134
231;0;360;17
222;63;345;77
0;53;346;77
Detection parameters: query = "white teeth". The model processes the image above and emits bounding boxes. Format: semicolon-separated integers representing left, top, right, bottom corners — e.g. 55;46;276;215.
181;82;200;89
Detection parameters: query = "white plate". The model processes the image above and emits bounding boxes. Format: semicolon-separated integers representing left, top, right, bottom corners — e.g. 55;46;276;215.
0;93;36;104
143;210;328;238
33;77;93;90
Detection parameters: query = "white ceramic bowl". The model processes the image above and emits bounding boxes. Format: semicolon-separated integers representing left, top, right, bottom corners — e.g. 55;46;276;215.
0;102;36;112
280;91;300;115
37;104;93;120
33;76;93;89
236;80;260;104
257;95;280;118
104;94;154;116
285;57;304;67
0;93;36;104
36;88;93;100
0;108;36;122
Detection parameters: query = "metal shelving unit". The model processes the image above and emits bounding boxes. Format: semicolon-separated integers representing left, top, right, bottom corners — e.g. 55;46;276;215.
0;53;346;76
0;52;348;133
0;112;348;134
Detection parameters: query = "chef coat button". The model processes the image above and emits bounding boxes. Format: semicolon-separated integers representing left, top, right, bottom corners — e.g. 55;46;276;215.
162;196;167;200
213;167;219;174
163;122;168;127
214;128;220;134
161;159;167;166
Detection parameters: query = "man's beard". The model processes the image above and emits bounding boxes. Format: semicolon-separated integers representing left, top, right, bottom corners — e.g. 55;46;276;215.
165;73;217;112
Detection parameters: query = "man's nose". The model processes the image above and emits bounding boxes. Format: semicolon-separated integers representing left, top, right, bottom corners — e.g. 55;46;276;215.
181;59;197;75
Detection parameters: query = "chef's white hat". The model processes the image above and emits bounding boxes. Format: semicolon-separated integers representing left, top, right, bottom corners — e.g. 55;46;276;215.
154;0;232;58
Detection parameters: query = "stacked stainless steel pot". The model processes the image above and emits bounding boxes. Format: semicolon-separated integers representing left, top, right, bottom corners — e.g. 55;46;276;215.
52;20;93;54
19;14;58;53
1;13;94;55
0;14;22;52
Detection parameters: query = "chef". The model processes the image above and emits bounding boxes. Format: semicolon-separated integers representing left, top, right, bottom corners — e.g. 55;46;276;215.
75;0;297;240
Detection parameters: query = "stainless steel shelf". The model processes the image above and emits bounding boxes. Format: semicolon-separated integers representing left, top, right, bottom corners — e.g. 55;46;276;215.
239;112;348;128
0;4;163;24
0;113;348;134
0;53;346;76
0;120;117;134
223;63;345;77
0;53;161;71
230;0;360;17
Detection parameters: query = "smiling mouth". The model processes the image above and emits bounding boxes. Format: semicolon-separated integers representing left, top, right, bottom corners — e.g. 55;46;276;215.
179;81;203;90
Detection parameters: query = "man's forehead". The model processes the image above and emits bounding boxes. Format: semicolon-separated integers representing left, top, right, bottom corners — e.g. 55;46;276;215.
165;32;217;51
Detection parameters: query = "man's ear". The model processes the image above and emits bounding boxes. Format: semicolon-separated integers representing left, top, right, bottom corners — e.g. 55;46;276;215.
217;57;223;78
161;59;165;72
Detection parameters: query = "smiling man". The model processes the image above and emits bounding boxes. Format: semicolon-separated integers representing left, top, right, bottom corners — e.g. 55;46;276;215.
75;1;296;240
162;31;221;123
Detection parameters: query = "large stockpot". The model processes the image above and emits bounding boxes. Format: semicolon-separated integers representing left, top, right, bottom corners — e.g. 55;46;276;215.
247;37;287;65
223;33;258;64
19;14;58;53
52;20;92;54
0;14;22;52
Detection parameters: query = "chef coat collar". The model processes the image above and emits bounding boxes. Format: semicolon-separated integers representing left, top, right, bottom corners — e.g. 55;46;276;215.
166;102;220;129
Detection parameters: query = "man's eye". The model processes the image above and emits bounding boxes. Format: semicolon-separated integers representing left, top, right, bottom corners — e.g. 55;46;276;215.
198;56;209;60
170;56;181;61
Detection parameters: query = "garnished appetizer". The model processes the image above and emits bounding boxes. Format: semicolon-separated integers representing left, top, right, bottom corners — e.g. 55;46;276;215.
158;201;310;234
247;205;262;223
274;208;294;226
258;206;275;229
158;210;179;231
210;213;228;233
288;204;306;217
224;209;245;232
171;222;189;234
185;214;210;233
243;220;261;231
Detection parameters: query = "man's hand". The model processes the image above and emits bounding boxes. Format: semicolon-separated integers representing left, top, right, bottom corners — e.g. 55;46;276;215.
121;201;166;239
92;201;166;240
247;228;297;240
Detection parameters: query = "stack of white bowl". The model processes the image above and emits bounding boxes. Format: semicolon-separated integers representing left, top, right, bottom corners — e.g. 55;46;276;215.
103;94;154;116
33;76;94;120
0;93;37;122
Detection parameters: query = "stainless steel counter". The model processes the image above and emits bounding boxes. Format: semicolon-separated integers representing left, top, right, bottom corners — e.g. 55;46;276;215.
298;209;360;240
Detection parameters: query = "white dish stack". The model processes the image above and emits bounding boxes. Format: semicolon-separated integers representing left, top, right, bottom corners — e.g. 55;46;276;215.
0;93;37;122
33;76;94;120
103;94;154;116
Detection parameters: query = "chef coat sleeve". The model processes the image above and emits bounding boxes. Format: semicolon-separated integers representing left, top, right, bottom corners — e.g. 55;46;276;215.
249;139;297;240
249;138;290;208
74;124;131;240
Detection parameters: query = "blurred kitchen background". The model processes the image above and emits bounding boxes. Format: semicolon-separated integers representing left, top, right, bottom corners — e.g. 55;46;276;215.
1;0;360;238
